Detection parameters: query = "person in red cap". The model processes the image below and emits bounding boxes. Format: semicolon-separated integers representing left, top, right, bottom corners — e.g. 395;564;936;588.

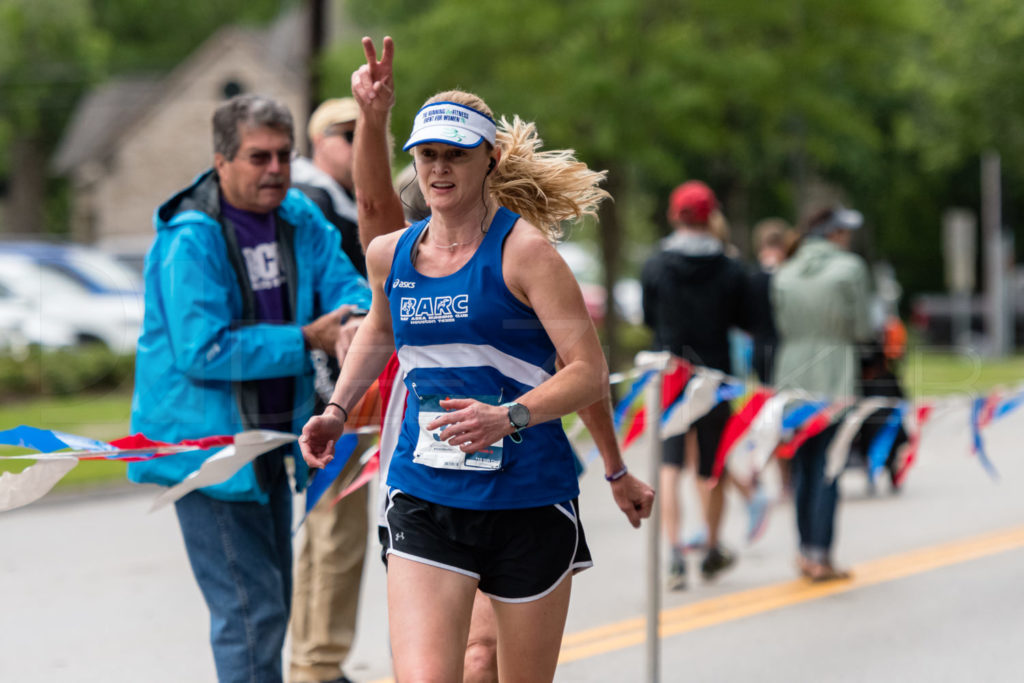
668;181;718;226
641;180;759;589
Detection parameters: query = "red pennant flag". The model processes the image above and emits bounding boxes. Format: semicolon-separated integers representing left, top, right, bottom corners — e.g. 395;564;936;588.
711;389;772;480
777;408;833;460
894;403;932;487
620;363;693;452
331;450;381;506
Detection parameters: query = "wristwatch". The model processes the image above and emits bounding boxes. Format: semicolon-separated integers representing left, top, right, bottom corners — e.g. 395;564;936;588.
502;402;530;443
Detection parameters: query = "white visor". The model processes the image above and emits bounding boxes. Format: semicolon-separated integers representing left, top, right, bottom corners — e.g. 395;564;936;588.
402;101;497;151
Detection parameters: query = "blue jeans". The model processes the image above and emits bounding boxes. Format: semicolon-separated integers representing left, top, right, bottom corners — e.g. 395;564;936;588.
792;424;839;562
175;472;293;683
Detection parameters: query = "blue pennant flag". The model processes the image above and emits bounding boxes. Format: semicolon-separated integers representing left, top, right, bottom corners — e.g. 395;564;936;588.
970;397;1000;481
302;433;361;518
613;370;655;430
782;401;828;431
867;405;905;481
994;389;1024;421
0;425;72;453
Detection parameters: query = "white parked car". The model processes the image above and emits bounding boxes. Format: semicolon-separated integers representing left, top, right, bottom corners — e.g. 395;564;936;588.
0;243;144;354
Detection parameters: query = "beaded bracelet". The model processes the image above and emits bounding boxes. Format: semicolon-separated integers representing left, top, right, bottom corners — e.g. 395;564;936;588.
604;464;628;482
326;402;349;423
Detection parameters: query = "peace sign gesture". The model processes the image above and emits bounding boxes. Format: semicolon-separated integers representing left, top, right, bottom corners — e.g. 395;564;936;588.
351;36;395;115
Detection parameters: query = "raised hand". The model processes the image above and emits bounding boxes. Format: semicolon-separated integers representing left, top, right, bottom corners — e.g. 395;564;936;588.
351;36;395;114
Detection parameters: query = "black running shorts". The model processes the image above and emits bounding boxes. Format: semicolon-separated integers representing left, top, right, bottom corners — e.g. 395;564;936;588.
381;489;592;602
661;401;732;478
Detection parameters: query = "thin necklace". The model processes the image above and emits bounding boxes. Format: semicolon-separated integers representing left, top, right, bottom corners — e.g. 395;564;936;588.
425;222;483;252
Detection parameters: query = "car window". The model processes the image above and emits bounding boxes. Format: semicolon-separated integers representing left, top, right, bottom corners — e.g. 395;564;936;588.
61;249;144;295
36;265;94;297
0;259;92;299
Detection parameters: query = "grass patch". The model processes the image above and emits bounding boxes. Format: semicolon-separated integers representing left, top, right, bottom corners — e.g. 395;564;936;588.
902;349;1024;398
1;392;132;489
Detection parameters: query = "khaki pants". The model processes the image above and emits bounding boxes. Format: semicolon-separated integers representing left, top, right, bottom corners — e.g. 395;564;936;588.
289;435;371;683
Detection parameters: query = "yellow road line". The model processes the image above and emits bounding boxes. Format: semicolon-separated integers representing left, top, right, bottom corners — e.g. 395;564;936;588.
558;524;1024;663
367;524;1024;681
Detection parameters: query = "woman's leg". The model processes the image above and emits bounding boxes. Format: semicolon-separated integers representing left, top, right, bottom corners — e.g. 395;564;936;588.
491;573;573;683
387;555;478;682
463;590;499;683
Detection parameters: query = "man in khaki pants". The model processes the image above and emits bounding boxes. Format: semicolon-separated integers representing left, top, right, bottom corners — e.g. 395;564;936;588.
289;98;374;683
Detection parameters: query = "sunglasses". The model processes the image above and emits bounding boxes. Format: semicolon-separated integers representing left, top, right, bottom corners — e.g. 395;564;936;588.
241;149;295;166
324;124;355;144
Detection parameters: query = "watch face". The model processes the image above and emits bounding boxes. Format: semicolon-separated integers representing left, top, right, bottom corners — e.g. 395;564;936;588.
509;402;530;428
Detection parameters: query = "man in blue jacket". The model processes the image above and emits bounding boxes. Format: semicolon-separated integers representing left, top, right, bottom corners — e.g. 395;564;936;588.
128;94;371;683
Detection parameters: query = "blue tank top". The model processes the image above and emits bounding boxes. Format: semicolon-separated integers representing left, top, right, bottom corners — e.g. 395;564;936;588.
384;207;579;510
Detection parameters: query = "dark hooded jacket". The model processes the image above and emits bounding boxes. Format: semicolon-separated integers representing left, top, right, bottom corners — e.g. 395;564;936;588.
641;231;756;374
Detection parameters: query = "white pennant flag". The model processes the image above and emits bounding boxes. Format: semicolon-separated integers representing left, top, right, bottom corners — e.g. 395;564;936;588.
824;397;891;482
150;430;297;511
661;371;724;440
0;458;79;512
735;391;795;475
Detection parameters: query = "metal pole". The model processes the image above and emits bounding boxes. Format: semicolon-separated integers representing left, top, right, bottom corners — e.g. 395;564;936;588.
306;0;326;153
982;152;1006;357
954;290;971;349
635;350;670;683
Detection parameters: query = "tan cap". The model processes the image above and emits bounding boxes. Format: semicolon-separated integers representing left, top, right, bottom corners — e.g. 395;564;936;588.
307;98;359;140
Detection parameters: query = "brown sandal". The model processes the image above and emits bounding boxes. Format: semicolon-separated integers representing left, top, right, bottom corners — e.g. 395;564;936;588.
807;563;851;583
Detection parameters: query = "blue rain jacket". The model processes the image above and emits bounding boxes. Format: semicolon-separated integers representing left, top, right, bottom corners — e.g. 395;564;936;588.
128;170;370;502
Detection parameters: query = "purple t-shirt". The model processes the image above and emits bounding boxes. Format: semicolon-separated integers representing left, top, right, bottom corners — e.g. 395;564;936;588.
221;199;294;432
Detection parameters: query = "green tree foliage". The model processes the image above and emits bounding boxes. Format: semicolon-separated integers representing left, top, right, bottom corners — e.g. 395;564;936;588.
332;0;939;362
0;0;108;138
92;0;284;71
0;0;285;234
335;0;1024;313
0;0;107;232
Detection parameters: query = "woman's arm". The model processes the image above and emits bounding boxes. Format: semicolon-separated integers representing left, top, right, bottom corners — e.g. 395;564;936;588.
577;394;656;528
351;36;407;249
299;231;402;468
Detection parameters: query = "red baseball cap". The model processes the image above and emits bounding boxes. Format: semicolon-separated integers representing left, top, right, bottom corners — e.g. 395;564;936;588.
667;181;718;225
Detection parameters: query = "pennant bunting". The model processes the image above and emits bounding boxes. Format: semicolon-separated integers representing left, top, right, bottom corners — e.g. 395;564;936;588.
994;388;1024;421
303;433;360;516
660;371;725;440
612;370;655;431
743;391;797;472
824;397;891;482
331;450;381;506
866;404;906;481
893;403;933;487
7;356;1024;515
149;430;297;511
0;425;73;453
969;397;1000;481
777;403;840;460
710;389;773;481
0;459;79;512
620;364;693;455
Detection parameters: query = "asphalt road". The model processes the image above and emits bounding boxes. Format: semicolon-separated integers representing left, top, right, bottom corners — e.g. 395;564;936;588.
2;408;1023;682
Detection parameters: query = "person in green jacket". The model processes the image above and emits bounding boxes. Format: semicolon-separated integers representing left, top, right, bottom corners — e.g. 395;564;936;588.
772;205;874;581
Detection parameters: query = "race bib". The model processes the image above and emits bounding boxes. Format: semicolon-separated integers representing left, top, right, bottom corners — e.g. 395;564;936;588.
412;394;504;471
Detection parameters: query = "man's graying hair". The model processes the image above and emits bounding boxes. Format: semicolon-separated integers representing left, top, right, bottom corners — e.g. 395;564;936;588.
212;94;294;160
